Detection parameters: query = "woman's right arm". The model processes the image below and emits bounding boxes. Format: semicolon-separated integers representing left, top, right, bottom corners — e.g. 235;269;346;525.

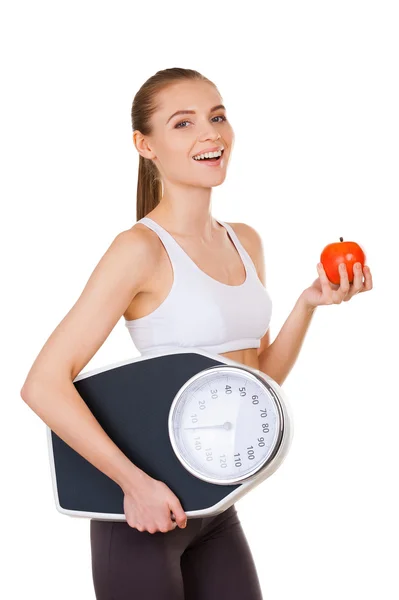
20;227;157;494
20;226;188;533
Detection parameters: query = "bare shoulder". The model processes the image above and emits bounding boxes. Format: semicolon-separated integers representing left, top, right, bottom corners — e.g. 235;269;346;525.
118;222;158;253
21;224;165;390
119;222;164;273
227;222;263;249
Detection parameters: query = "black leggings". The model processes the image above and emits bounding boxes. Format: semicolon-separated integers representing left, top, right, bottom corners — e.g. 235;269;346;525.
90;504;263;599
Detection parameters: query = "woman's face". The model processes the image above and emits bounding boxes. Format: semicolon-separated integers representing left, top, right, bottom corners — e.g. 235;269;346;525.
139;80;234;188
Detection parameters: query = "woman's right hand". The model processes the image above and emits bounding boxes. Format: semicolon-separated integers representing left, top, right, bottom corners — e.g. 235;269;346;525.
123;471;188;533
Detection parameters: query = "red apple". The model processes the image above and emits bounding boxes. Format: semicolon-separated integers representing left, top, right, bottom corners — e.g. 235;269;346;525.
320;237;366;285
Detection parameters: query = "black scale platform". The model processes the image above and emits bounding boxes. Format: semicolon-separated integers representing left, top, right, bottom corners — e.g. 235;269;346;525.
48;351;252;520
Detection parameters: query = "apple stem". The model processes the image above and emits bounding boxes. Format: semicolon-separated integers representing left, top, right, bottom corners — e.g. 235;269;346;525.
340;237;344;242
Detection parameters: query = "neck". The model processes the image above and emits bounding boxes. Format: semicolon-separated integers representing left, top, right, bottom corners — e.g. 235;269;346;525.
152;188;219;238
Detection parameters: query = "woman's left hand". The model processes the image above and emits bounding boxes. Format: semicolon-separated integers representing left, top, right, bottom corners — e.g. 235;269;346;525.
301;262;373;309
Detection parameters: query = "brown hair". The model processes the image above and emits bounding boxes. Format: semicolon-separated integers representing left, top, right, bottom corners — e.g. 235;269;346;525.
131;68;217;221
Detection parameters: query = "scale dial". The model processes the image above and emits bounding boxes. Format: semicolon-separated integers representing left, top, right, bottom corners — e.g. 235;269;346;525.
168;365;284;485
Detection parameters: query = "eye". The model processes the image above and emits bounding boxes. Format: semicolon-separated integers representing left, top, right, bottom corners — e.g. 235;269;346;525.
175;120;190;129
175;115;227;129
213;115;227;124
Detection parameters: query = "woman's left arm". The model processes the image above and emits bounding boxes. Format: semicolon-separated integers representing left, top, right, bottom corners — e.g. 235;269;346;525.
258;261;373;386
258;295;316;386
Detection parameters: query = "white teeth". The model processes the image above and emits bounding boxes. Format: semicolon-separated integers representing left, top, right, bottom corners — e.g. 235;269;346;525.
193;149;223;160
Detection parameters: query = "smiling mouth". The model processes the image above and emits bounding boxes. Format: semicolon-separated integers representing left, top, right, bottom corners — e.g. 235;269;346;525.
192;149;225;162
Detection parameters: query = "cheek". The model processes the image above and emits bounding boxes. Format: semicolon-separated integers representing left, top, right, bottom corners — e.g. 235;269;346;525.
165;153;196;179
161;134;194;157
227;126;235;144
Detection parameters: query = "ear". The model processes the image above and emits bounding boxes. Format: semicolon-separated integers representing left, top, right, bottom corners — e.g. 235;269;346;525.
133;131;156;160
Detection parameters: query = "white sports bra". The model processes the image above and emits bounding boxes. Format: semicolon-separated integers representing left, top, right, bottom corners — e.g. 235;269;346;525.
124;217;272;357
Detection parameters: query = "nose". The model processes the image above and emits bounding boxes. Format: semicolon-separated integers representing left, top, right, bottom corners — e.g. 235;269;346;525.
198;131;222;145
197;120;222;142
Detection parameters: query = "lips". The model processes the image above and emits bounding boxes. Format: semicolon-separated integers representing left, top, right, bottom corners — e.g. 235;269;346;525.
192;149;225;161
192;151;224;166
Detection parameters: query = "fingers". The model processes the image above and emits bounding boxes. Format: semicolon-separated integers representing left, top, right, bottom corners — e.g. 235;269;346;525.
126;512;180;534
170;502;187;529
362;264;373;291
317;263;335;303
343;262;363;300
337;263;351;299
166;515;181;532
318;262;372;304
342;262;371;301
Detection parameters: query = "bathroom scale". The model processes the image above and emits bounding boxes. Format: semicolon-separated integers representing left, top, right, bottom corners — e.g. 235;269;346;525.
47;348;294;521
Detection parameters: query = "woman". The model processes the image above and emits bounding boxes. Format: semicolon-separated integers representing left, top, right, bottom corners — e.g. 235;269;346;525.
20;68;373;600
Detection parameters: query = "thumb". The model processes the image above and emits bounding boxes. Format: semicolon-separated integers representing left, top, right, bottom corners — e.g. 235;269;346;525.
169;497;187;528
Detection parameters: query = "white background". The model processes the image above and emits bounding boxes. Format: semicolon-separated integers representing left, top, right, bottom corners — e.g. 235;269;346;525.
2;1;397;598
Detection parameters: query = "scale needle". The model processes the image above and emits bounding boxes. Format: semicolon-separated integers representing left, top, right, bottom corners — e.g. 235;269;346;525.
184;422;232;431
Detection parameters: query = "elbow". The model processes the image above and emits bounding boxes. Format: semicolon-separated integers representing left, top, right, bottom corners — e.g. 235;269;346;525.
20;379;44;404
20;383;33;404
20;379;30;402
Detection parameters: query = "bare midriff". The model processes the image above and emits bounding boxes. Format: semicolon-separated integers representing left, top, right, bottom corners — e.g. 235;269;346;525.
219;348;260;370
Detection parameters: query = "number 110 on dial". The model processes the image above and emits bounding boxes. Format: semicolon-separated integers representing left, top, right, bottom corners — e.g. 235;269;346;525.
168;365;284;485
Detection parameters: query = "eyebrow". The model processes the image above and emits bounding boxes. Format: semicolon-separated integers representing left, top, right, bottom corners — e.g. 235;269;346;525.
166;104;226;124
